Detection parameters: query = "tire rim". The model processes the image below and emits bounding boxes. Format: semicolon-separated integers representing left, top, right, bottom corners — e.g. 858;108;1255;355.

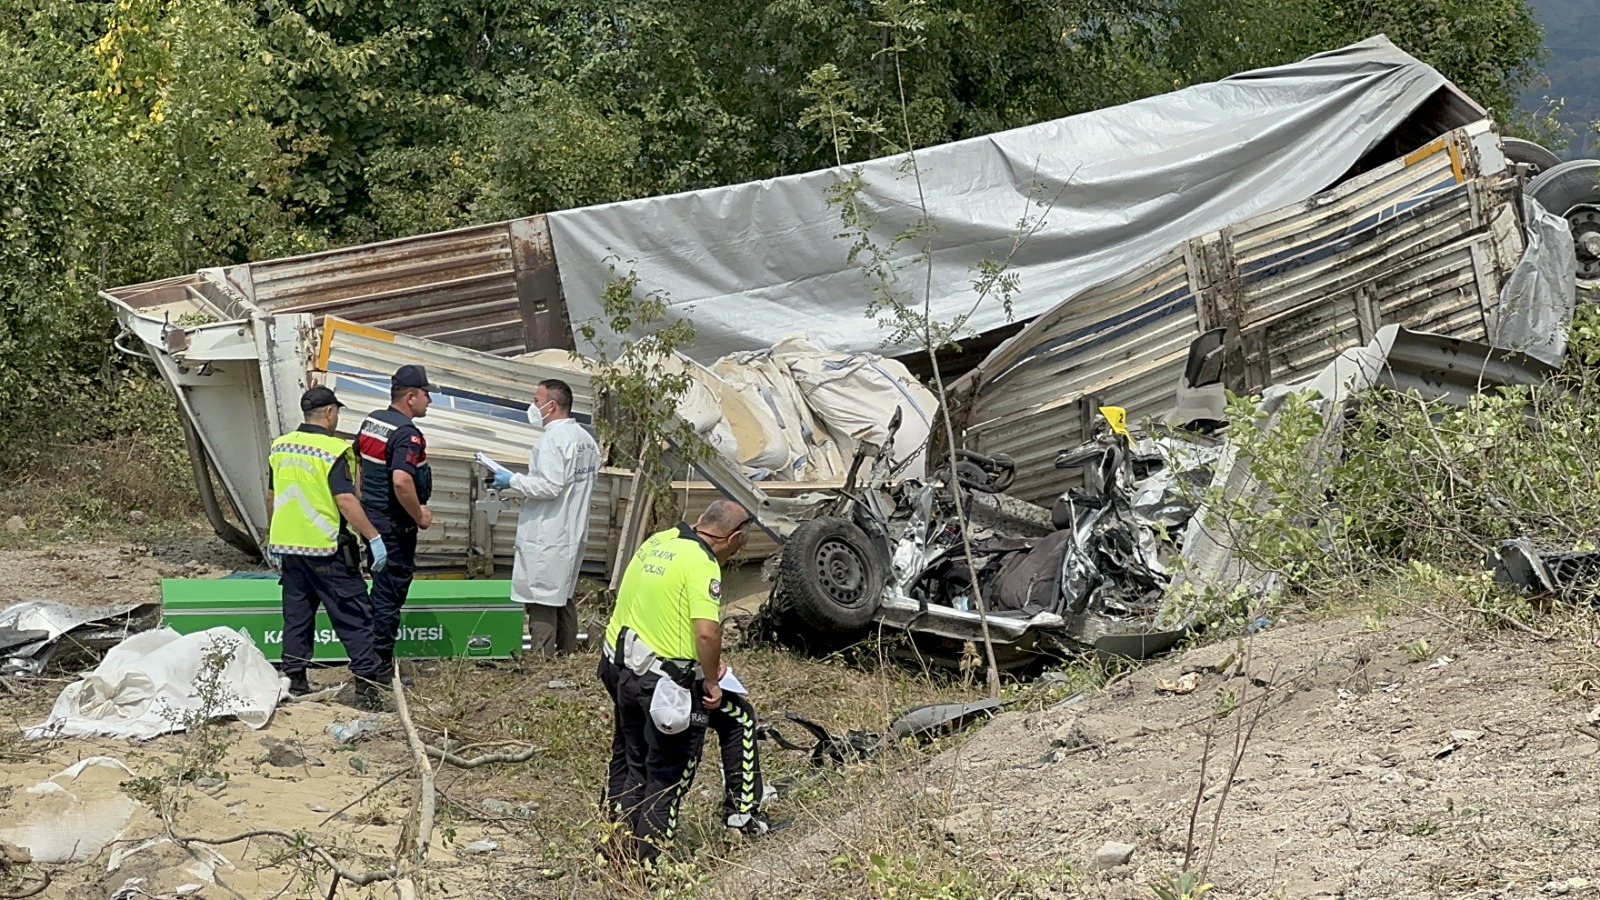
814;537;869;609
1568;204;1600;280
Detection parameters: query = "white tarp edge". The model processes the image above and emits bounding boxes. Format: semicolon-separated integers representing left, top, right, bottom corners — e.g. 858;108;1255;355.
25;626;284;741
548;36;1453;364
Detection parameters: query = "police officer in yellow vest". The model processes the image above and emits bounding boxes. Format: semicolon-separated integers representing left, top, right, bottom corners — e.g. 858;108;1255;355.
603;499;751;863
599;521;779;842
266;386;390;711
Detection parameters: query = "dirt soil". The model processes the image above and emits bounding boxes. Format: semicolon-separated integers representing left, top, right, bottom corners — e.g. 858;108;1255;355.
0;537;257;609
8;542;1600;899
717;614;1600;899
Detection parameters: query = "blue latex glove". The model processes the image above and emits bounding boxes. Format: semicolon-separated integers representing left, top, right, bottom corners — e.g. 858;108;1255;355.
491;468;513;490
367;536;389;573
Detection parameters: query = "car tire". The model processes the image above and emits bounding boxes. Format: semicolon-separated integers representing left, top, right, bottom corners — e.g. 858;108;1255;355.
776;516;886;639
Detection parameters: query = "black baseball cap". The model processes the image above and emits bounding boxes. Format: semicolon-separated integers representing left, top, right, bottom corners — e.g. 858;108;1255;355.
300;386;345;412
392;364;440;391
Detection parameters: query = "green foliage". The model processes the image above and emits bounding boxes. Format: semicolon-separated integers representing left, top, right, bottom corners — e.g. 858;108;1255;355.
1152;871;1216;900
0;0;1551;478
1200;303;1600;613
576;263;706;511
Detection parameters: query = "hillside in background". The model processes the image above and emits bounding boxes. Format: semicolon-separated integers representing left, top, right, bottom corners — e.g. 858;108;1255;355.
1526;0;1600;157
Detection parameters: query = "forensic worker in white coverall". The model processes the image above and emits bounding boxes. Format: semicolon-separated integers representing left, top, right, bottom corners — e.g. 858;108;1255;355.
492;378;601;656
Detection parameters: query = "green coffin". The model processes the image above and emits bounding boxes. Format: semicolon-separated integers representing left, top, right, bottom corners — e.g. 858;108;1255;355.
160;577;524;661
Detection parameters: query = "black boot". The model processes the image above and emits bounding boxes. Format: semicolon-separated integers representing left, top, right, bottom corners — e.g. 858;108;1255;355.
286;671;311;697
376;648;415;686
352;676;391;713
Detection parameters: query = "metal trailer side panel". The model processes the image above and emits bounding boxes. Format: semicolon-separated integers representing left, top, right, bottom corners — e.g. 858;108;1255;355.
955;122;1521;507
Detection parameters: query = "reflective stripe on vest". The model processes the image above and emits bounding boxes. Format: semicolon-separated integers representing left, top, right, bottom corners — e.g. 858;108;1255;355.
267;430;354;556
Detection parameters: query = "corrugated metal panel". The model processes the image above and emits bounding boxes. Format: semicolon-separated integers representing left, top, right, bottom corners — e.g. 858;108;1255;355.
969;250;1198;422
954;121;1521;507
316;317;818;574
1226;130;1468;261
1232;176;1520;388
962;250;1200;505
223;217;570;356
319;317;593;428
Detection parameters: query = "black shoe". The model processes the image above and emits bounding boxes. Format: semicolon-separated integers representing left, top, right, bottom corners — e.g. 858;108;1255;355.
286;672;311;697
376;650;415;686
351;677;391;713
726;811;787;837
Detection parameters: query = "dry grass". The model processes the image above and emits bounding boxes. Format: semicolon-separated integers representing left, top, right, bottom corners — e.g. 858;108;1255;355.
0;412;204;549
372;608;1104;899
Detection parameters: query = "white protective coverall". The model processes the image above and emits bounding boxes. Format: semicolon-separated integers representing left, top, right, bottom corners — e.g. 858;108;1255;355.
509;418;601;607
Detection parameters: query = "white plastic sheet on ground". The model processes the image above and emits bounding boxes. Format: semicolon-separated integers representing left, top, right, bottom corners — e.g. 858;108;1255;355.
550;36;1458;363
25;626;284;741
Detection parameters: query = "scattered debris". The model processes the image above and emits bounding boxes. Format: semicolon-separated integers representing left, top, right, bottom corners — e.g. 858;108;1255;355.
480;799;536;819
460;839;499;856
127;510;149;526
1092;840;1136;870
888;699;1005;741
1489;537;1600;598
257;738;324;768
4;515;24;534
546;679;575;690
0;599;159;676
1157;673;1202;695
1050;720;1097;750
1449;729;1484;743
326;715;387;745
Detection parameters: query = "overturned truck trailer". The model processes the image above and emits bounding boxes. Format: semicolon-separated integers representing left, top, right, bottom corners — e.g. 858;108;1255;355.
101;36;1568;589
944;117;1559;505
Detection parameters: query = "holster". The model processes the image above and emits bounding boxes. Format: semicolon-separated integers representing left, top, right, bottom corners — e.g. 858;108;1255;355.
337;530;362;571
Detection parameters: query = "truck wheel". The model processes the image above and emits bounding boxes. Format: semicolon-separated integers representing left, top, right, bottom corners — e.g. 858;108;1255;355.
1527;159;1600;282
777;517;885;638
1502;138;1561;177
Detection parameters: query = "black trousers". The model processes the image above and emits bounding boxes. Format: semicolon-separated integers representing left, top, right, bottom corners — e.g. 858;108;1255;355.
600;655;766;828
368;526;418;660
279;553;382;680
612;666;708;862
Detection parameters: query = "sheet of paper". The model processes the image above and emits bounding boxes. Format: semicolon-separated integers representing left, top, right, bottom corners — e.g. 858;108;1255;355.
473;451;511;477
719;666;748;695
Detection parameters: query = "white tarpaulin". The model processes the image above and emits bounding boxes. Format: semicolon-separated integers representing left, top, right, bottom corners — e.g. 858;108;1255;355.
770;337;937;479
25;626;284;741
548;36;1462;363
1493;196;1578;366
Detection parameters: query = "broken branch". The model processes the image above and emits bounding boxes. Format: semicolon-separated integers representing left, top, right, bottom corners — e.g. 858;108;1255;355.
0;870;50;900
424;744;540;768
393;669;436;882
173;829;395;886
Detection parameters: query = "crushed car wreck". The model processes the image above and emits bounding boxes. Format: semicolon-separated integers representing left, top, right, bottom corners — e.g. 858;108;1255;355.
756;404;1204;671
